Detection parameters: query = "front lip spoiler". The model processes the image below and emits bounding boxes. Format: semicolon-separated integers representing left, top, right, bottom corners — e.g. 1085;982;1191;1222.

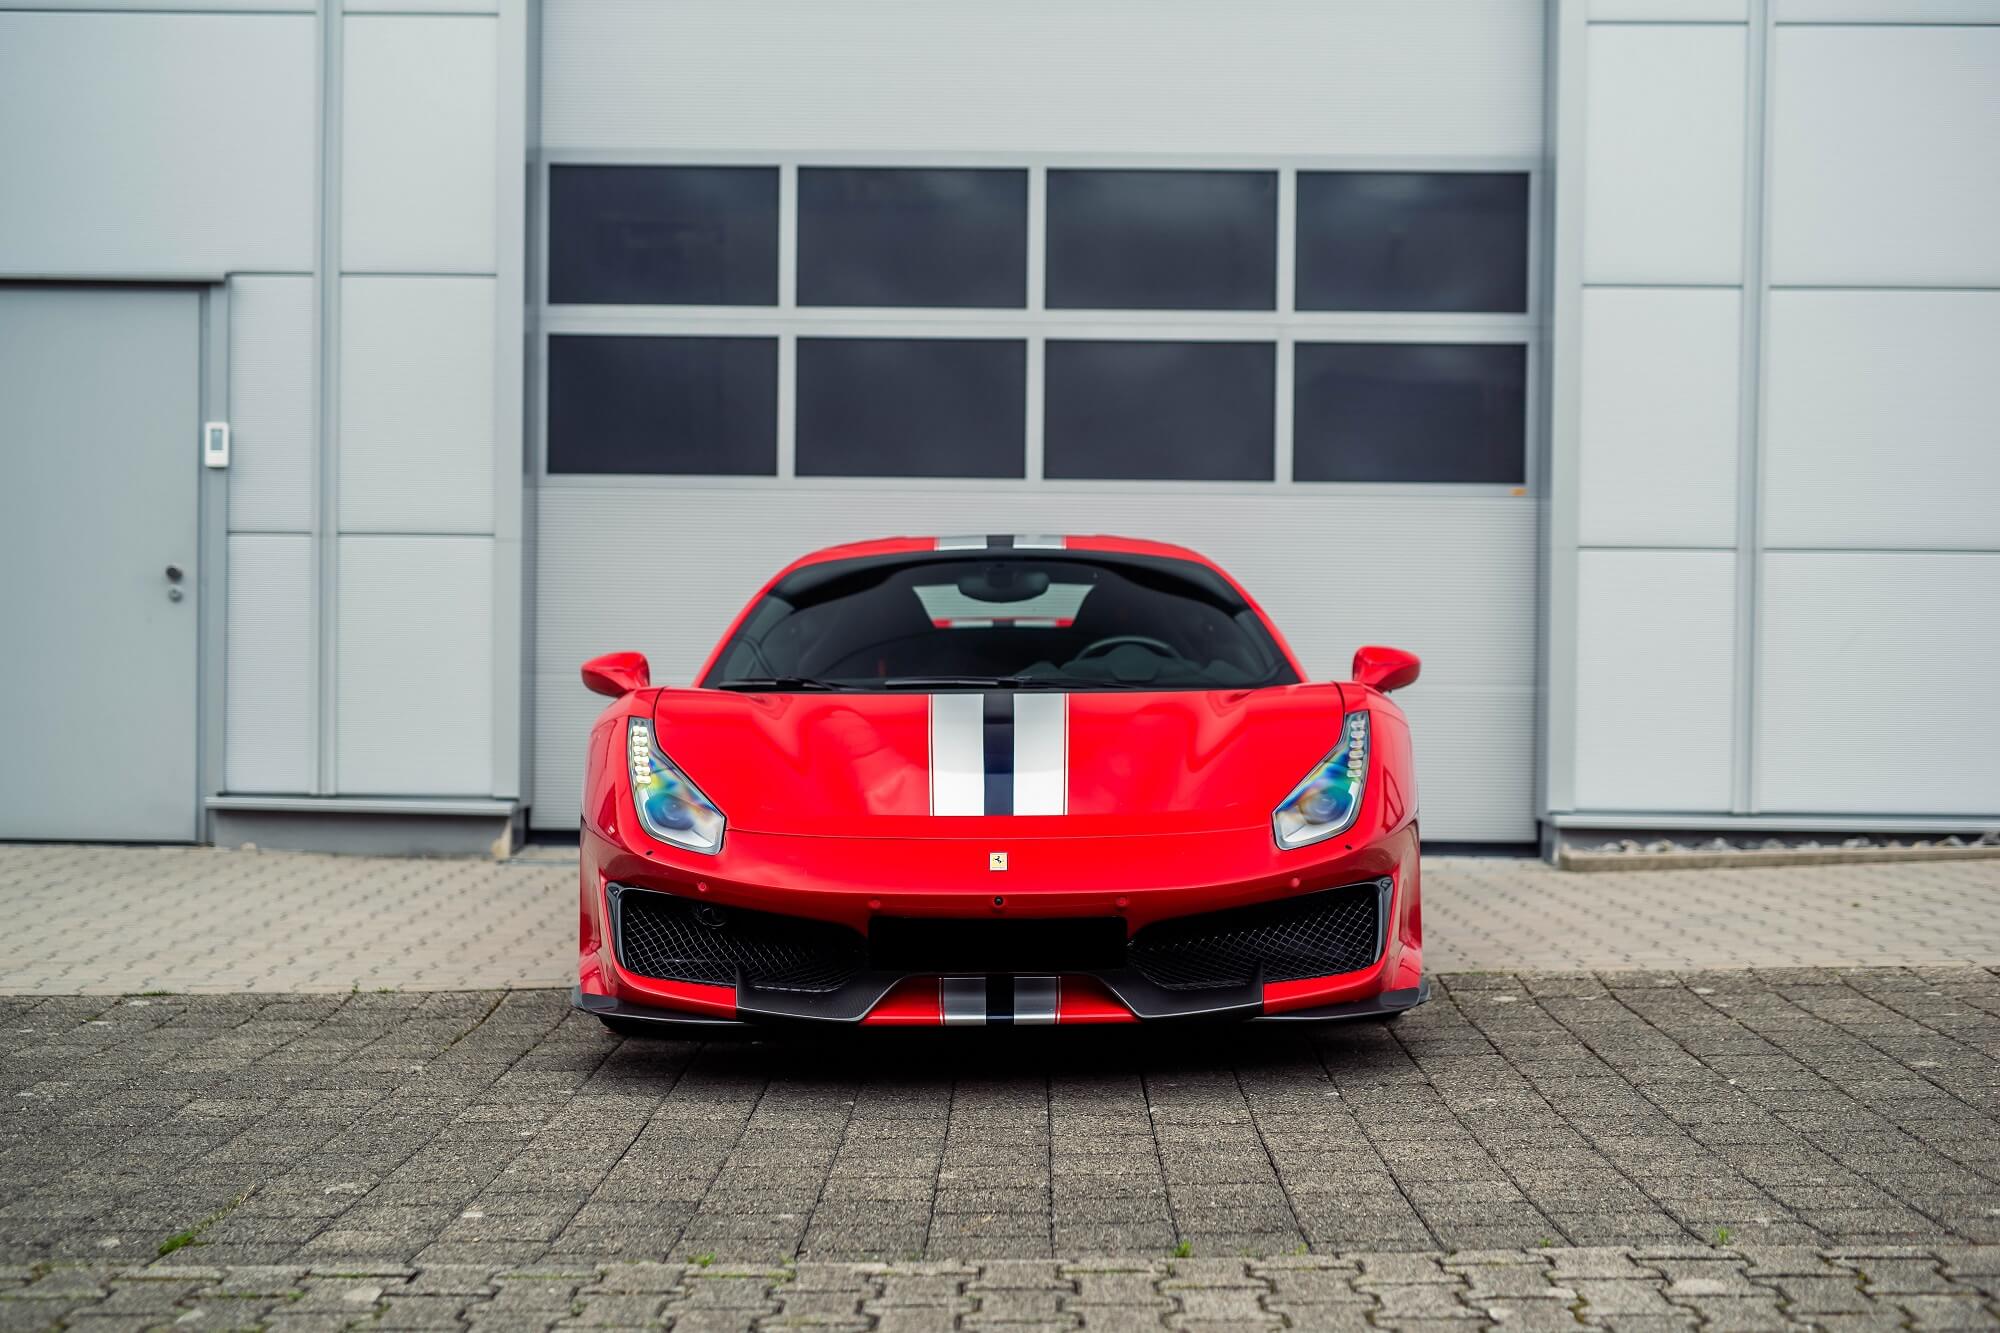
1254;977;1430;1021
570;976;1429;1034
605;877;1396;1024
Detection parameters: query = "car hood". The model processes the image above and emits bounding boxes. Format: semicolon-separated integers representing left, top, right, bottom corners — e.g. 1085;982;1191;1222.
649;683;1351;837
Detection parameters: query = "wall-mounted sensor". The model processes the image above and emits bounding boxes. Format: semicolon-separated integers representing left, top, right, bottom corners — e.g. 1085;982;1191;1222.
202;421;230;469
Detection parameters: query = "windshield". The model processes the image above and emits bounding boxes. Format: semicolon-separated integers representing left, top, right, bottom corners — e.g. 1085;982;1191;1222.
704;553;1298;693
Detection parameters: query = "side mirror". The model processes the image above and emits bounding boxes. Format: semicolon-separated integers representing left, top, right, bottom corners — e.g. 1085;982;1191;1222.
582;651;651;698
1351;645;1420;694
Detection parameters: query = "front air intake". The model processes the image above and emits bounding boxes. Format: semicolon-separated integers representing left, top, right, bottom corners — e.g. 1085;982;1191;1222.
613;886;866;993
1125;879;1388;990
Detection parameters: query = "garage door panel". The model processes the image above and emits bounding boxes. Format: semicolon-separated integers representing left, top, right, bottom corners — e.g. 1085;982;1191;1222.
542;0;1543;157
532;487;1536;840
532;5;1545;845
1392;687;1539;844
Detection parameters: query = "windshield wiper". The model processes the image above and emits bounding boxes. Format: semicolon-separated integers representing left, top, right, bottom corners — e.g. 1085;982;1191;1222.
876;675;1066;690
710;675;845;692
875;674;1176;691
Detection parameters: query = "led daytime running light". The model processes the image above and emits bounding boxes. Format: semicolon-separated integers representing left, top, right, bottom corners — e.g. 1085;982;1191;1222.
1272;711;1370;850
627;717;725;855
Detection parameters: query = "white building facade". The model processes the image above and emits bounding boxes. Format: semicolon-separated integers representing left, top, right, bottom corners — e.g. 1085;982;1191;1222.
1;0;1995;855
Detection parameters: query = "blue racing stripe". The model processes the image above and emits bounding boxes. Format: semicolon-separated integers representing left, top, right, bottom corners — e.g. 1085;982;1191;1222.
982;691;1014;816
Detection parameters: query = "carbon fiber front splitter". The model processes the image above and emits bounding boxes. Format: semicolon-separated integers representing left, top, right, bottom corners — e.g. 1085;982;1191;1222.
571;976;1429;1035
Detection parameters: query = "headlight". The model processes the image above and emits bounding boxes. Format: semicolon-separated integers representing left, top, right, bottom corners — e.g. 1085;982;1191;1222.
1272;711;1369;850
627;717;724;854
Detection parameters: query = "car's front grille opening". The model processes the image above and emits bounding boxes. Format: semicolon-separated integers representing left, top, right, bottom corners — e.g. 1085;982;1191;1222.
614;886;866;993
1126;879;1387;990
868;915;1127;974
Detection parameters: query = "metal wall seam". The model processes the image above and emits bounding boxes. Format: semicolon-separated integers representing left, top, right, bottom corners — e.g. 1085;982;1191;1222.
516;0;544;810
1273;168;1297;488
312;0;343;795
1538;0;1591;819
538;309;1534;340
491;0;531;803
1730;0;1774;812
1024;165;1046;481
775;163;798;481
198;283;232;835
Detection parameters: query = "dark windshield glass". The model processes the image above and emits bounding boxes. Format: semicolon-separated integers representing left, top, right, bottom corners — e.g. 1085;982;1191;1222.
704;554;1298;692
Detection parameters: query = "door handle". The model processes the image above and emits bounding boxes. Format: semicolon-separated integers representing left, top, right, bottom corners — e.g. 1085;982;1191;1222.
165;565;183;582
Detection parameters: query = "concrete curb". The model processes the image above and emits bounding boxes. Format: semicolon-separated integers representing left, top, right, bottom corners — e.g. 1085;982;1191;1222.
1556;842;2000;872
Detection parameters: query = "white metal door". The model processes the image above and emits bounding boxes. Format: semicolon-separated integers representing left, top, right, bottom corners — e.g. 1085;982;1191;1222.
0;285;202;841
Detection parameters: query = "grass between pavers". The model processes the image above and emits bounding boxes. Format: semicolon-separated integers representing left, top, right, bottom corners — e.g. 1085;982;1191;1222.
155;1190;253;1258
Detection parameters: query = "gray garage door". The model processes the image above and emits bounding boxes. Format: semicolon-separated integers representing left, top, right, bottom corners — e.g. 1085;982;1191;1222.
0;286;202;841
528;0;1546;843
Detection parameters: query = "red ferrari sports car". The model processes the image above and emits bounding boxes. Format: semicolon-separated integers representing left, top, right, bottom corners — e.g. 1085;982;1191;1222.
572;534;1426;1034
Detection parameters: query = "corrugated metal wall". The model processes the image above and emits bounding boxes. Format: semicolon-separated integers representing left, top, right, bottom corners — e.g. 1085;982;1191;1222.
541;0;1544;158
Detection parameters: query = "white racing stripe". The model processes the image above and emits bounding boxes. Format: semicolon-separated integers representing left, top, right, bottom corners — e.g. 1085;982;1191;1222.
929;692;986;816
1014;976;1059;1026
929;692;1068;816
1012;692;1068;816
940;976;987;1026
933;534;1068;550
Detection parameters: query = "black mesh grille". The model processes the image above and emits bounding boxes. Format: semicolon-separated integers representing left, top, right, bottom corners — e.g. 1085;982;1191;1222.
1126;880;1386;990
615;887;866;993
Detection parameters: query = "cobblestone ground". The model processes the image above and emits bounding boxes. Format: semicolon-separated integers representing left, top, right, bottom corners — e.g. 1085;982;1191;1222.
7;849;2000;1328
4;1249;1999;1333
3;843;2000;992
5;973;1998;1277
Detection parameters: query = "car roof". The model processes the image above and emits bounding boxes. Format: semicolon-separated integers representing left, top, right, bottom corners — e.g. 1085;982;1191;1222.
776;534;1227;577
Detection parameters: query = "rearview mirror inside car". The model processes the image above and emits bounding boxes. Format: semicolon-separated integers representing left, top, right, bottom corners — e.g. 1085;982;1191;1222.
957;564;1052;603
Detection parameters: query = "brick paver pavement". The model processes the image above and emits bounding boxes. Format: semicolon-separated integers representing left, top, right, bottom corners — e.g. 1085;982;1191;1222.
5;972;1999;1272
2;843;1999;993
3;1249;1999;1332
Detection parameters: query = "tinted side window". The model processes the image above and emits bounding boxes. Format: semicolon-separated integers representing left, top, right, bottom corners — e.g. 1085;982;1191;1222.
547;334;776;475
798;168;1028;308
1296;172;1529;313
796;338;1026;478
1293;342;1525;483
548;165;778;306
1047;170;1277;311
1045;341;1275;481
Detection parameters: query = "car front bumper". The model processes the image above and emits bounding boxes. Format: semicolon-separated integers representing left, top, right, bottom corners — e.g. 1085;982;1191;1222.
574;822;1425;1029
573;977;1432;1035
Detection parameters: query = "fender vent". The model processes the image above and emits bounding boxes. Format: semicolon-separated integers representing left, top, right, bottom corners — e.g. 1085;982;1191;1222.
1126;879;1388;990
613;886;866;993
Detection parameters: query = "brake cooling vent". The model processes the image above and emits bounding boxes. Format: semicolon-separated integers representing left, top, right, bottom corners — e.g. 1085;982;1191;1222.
613;886;866;993
1125;879;1389;990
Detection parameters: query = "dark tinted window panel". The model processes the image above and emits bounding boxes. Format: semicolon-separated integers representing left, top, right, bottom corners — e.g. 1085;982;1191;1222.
796;338;1026;478
548;165;778;305
1293;342;1525;484
547;334;776;475
798;169;1028;308
1045;341;1275;481
1046;170;1276;311
1296;172;1529;313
